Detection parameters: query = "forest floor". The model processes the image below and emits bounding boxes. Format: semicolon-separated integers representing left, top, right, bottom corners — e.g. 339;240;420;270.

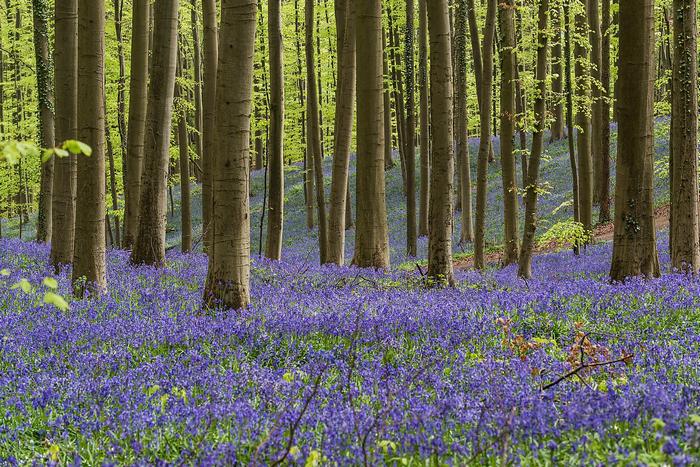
453;204;671;270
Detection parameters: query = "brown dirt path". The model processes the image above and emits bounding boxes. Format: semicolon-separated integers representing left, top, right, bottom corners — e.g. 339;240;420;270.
454;204;670;270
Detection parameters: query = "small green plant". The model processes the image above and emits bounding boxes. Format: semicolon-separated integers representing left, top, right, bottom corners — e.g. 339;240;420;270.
537;219;592;250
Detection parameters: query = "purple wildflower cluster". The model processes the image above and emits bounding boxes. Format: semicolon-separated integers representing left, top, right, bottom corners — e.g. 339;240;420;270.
1;234;699;465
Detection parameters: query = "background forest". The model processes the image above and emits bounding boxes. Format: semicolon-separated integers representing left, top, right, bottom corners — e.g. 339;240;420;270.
1;0;700;464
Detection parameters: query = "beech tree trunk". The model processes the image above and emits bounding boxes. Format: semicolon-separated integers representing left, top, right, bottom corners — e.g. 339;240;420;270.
589;0;604;209
203;0;257;310
50;0;78;271
426;0;454;285
418;0;430;237
124;0;150;249
474;0;497;270
73;0;106;295
405;0;417;257
574;0;593;235
518;0;548;279
353;0;390;269
456;0;472;243
131;0;180;266
499;0;520;265
176;50;192;253
599;0;611;223
190;0;204;182
202;0;218;252
610;0;660;281
306;0;329;263
383;34;395;171
265;0;285;261
670;0;699;272
549;3;565;141
564;0;580;239
327;0;356;265
32;0;54;243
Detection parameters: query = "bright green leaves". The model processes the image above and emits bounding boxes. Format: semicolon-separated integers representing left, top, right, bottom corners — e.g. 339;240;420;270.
6;275;70;312
44;292;69;312
62;139;93;157
0;139;92;166
0;141;40;165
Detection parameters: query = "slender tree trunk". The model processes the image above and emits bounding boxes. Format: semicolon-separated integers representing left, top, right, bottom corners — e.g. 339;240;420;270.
589;0;603;209
405;0;418;257
564;0;580;239
353;0;390;269
124;0;150;248
327;0;356;265
203;0;257;310
388;5;408;193
51;0;78;271
426;0;454;284
610;0;659;281
202;0;218;252
498;0;520;265
574;0;593;235
104;88;121;248
73;0;106;295
474;0;497;270
305;0;329;263
383;35;395;171
550;2;565;141
32;0;54;243
176;49;192;253
264;0;285;260
113;0;128;182
599;0;611;223
418;0;430;237
294;0;313;230
130;0;180;266
190;0;204;183
518;0;549;279
456;0;473;243
670;0;699;272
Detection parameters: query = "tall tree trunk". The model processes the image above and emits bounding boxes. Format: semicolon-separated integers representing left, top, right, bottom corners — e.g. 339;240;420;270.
383;34;395;171
327;0;356;265
306;0;329;263
203;0;257;310
176;49;192;253
353;0;390;269
474;0;497;270
113;0;128;184
294;0;313;230
405;0;418;257
498;0;520;266
202;0;218;252
599;0;611;223
670;0;699;271
124;0;150;248
190;0;204;182
264;0;285;260
418;0;430;237
426;0;454;284
388;5;408;193
50;0;78;271
574;0;593;235
104;88;121;248
456;0;473;243
518;0;549;279
549;2;565;141
32;0;55;243
564;0;580;239
73;0;106;295
130;0;180;266
589;0;604;209
610;0;659;281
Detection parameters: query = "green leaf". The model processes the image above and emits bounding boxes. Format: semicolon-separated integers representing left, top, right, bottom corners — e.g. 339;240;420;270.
282;371;294;383
0;269;9;276
63;140;92;156
146;384;161;397
42;149;55;163
42;277;58;289
11;278;32;294
44;292;69;311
